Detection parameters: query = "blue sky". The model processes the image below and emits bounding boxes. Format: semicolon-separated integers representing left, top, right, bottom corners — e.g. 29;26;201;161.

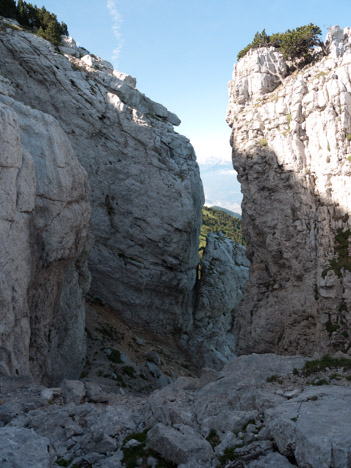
38;1;351;211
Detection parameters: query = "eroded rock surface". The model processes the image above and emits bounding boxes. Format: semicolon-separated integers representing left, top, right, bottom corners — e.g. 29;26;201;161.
227;26;351;355
0;79;90;384
0;18;204;339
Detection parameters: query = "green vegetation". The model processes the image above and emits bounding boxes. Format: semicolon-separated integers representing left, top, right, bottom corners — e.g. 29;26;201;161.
55;458;73;467
302;355;351;376
107;349;123;364
242;419;256;431
200;206;245;252
122;366;136;379
312;378;329;386
346;134;351;141
237;23;323;63
259;137;268;147
218;442;245;467
322;229;351;278
325;321;339;334
266;374;283;384
206;429;220;448
218;447;238;466
0;0;17;19
0;0;68;46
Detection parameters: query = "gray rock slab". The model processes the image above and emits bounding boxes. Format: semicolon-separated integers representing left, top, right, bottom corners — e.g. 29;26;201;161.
266;386;351;468
147;423;215;466
0;426;54;467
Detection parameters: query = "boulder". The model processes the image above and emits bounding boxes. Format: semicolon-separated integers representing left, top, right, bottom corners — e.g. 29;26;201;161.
147;423;215;466
61;379;86;405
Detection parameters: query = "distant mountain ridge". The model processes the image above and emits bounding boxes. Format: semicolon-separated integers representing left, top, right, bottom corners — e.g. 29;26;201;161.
211;205;241;219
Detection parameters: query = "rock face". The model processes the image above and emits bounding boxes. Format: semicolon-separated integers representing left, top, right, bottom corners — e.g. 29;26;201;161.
0;76;90;384
227;26;351;356
0;18;204;340
191;233;249;368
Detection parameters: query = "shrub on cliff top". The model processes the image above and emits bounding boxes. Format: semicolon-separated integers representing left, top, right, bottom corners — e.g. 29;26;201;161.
237;23;324;62
0;0;68;46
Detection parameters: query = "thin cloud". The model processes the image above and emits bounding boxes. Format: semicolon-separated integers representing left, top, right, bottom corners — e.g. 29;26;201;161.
106;0;124;66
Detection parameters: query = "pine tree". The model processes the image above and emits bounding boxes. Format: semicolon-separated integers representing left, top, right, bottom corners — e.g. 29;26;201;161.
38;19;61;46
17;0;29;26
4;1;69;46
0;0;17;19
237;24;324;63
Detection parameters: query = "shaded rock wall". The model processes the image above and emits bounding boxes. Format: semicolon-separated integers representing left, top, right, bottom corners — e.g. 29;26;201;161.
0;76;90;384
191;233;249;368
227;26;351;356
0;20;204;339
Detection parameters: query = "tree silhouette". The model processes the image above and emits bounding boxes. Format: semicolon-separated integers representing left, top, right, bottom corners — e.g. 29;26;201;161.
0;0;18;19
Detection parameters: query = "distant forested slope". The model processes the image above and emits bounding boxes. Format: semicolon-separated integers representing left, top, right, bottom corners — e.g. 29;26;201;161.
211;205;241;218
199;206;245;251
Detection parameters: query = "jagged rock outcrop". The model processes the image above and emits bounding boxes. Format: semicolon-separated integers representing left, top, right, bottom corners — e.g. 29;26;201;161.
227;26;351;356
0;76;90;384
0;18;204;341
191;233;249;368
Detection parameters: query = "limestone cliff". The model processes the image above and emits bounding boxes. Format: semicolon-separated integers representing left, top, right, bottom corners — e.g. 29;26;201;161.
227;26;351;356
0;18;204;342
0;75;90;384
